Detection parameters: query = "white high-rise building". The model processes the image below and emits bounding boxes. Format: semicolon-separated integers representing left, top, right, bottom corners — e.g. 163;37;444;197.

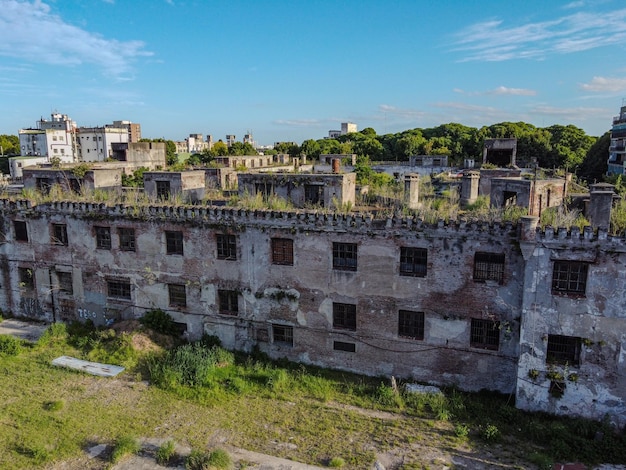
18;113;76;162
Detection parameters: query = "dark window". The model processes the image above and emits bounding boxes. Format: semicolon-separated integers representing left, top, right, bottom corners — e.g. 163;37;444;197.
18;267;34;289
547;334;581;366
304;184;324;206
218;289;239;315
166;231;184;255
57;271;73;294
333;242;357;271
271;238;294;265
400;247;427;277
36;178;51;194
14;220;28;242
470;318;500;350
255;182;274;198
332;302;357;330
95;226;111;250
52;224;68;246
333;341;356;352
118;228;136;252
398;310;425;340
552;261;588;297
273;325;294;345
474;252;505;283
217;234;237;260
156;180;171;199
107;280;131;300
168;283;187;307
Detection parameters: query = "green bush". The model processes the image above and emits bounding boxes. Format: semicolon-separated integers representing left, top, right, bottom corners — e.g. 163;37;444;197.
43;400;64;412
185;449;210;470
148;343;234;388
0;335;22;356
482;424;500;442
156;440;176;465
37;322;68;347
329;456;345;467
110;435;140;463
207;448;232;469
454;424;470;438
140;309;176;335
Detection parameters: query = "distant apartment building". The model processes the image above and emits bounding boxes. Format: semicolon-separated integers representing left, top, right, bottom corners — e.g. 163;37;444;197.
18;113;77;162
17;113;140;164
608;102;626;175
226;135;236;147
327;122;357;139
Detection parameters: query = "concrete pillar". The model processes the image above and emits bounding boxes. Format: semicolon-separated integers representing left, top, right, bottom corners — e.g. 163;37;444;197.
588;184;614;229
404;173;419;210
460;171;480;206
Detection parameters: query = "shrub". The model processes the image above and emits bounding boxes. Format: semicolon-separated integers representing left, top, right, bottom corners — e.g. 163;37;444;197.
141;309;176;335
185;449;210;470
156;440;176;465
482;424;500;442
207;448;232;469
329;456;345;467
0;335;22;356
454;424;470;438
110;435;140;463
37;322;68;346
43;400;64;412
148;343;234;388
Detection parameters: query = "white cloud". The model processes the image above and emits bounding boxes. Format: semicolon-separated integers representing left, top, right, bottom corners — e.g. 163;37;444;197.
454;86;537;96
273;119;324;128
0;0;152;79
378;104;426;120
580;76;626;92
452;8;626;61
529;104;609;119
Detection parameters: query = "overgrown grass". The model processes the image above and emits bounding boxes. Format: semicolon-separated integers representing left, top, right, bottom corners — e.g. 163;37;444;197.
110;435;140;464
0;324;624;469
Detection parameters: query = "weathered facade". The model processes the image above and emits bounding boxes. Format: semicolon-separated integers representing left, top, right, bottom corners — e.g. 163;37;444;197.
0;199;624;425
22;167;123;193
143;171;206;203
489;177;566;216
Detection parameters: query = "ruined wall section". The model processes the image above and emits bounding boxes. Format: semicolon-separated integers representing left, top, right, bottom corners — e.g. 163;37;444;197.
0;199;526;392
517;225;626;425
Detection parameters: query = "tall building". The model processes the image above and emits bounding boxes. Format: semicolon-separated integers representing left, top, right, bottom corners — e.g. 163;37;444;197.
18;113;77;162
341;122;357;135
76;126;129;162
608;101;626;175
112;120;141;143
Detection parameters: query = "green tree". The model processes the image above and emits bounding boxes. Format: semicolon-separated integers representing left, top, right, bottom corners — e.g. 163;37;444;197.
300;139;321;160
353;138;383;160
212;141;228;156
0;135;19;155
577;132;609;183
360;127;377;137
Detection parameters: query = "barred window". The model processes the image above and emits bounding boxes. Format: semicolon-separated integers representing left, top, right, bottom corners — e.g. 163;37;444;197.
547;334;581;366
107;280;131;300
470;318;500;351
95;226;111;250
168;283;187;307
273;325;293;346
474;252;505;283
400;247;427;277
333;242;357;271
217;234;237;260
552;261;588;297
398;310;425;340
166;231;184;255
118;228;136;252
271;238;293;265
156;180;171;200
218;289;238;315
52;224;68;246
332;302;357;330
304;184;323;206
57;271;73;294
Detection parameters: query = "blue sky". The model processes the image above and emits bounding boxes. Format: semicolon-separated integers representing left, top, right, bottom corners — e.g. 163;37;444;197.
1;0;626;146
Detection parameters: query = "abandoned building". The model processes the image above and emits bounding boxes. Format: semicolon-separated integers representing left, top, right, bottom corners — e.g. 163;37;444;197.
143;170;206;203
22;167;123;193
483;138;517;167
237;173;356;209
0;187;624;426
